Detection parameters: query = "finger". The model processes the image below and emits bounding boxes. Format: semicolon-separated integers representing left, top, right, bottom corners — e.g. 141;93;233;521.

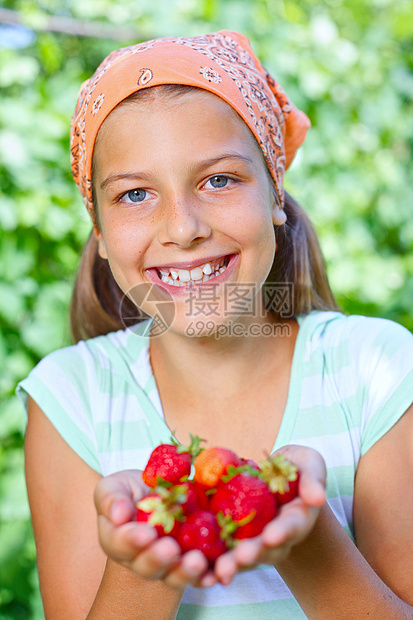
233;536;263;567
129;536;183;580
214;550;239;586
197;570;218;588
234;534;291;568
110;497;137;525
98;515;157;562
261;502;318;548
299;469;326;507
162;550;209;590
274;445;327;507
94;471;146;525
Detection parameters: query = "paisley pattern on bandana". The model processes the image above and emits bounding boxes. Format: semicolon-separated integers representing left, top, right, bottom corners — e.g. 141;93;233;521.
70;30;310;230
91;94;105;116
137;68;153;86
200;66;222;83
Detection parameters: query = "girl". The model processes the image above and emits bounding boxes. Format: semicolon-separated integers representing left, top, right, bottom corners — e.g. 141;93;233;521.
17;31;413;619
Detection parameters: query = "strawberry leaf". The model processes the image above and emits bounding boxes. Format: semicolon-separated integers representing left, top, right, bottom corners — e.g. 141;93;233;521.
153;484;188;506
137;496;162;513
217;510;257;547
221;464;262;483
259;453;299;493
176;434;206;459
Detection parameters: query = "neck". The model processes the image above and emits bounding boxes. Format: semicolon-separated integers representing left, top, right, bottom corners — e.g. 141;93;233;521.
149;312;298;405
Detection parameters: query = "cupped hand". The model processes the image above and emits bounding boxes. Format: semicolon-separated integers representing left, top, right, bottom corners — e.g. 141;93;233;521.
94;446;326;590
213;445;327;586
94;470;211;590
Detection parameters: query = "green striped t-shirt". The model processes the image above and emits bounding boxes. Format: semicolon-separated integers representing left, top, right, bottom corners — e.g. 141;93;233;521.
16;310;413;618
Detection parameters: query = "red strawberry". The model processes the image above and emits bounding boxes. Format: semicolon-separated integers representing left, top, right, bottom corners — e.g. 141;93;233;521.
194;447;242;488
259;453;300;505
179;480;210;515
210;473;277;540
136;487;185;537
143;435;203;488
239;457;260;471
176;510;227;565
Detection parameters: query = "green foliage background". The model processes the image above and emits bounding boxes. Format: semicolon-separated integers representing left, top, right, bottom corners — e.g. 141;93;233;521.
0;0;412;616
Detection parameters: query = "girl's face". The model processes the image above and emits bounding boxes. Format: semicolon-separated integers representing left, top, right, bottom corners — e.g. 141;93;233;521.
93;89;286;337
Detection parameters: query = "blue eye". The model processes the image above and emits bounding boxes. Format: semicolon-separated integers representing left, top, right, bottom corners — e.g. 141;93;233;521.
208;175;229;188
125;189;147;202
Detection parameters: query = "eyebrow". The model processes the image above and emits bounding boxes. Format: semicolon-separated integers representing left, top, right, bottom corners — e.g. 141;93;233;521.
191;152;253;175
99;153;253;192
100;172;152;192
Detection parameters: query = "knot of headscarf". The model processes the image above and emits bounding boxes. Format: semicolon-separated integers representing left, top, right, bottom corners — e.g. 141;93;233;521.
70;30;310;229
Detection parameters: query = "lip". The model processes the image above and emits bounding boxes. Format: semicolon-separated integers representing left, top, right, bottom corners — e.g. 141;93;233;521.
146;253;239;294
148;253;235;272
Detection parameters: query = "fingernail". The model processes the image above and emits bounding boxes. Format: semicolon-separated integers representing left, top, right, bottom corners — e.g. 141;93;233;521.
201;574;217;587
186;565;203;577
237;539;259;564
133;526;157;546
110;500;121;521
220;576;232;586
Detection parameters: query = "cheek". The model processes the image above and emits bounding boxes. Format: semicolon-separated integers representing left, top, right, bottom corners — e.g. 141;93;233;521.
236;199;275;248
242;203;276;271
100;224;150;285
102;220;143;258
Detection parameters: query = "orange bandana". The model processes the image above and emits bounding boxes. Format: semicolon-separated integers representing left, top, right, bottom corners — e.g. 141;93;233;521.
70;30;310;229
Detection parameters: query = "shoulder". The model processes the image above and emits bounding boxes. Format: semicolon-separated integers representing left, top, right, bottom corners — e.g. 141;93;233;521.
298;310;413;448
16;321;156;475
16;321;154;421
297;310;413;413
30;321;152;387
298;310;413;363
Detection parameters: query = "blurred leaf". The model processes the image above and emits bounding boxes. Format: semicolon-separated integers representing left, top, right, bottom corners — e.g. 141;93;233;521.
0;283;26;325
0;53;40;87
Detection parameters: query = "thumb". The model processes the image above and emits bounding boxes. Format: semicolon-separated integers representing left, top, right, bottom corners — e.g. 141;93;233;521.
299;469;326;507
94;471;144;525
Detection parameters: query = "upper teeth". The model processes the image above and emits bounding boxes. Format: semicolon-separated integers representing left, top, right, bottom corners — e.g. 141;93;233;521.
158;258;227;286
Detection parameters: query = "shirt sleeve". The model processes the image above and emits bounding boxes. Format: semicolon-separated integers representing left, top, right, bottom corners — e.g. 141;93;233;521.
348;317;413;456
15;344;102;474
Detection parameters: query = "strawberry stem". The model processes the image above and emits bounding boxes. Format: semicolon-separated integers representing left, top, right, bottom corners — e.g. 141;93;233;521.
221;464;262;483
258;453;299;494
217;510;256;548
174;434;206;459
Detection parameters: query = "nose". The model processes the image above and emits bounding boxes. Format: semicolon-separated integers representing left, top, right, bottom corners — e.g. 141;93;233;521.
157;195;212;248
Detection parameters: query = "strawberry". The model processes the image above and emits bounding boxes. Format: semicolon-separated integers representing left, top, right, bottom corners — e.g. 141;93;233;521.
135;441;299;560
259;453;300;505
136;486;186;536
240;457;260;471
176;510;227;565
142;435;203;488
193;447;242;488
210;473;277;540
179;480;210;515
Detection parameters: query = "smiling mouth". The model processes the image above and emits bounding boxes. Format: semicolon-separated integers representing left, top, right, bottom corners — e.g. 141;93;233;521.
155;255;232;287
